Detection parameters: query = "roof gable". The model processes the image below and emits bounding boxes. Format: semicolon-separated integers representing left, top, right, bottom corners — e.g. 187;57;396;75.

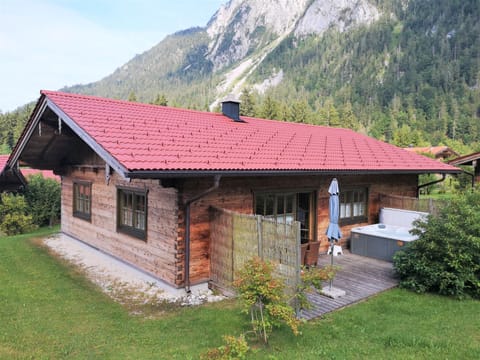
13;91;460;177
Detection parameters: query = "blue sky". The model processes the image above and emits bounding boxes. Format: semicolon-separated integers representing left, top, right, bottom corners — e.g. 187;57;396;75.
0;0;225;112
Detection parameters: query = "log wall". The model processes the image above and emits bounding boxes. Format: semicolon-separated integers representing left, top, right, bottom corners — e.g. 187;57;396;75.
60;166;417;288
181;173;418;284
61;168;181;286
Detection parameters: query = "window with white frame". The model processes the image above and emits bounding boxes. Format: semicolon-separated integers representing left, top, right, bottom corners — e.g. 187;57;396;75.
340;188;368;224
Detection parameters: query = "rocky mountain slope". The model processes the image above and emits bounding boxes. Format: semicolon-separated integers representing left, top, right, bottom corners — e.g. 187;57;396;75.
29;0;480;151
67;0;382;107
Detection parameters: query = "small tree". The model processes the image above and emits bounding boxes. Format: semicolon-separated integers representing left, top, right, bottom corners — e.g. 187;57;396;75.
233;257;299;343
0;193;35;235
394;189;480;299
24;174;61;227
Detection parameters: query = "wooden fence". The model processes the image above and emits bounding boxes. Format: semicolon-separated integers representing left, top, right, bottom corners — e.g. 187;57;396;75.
378;193;448;216
209;207;301;297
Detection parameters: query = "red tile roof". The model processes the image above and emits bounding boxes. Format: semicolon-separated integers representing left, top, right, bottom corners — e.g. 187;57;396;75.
0;155;8;172
404;146;458;159
21;168;60;181
40;90;459;175
1;154;59;182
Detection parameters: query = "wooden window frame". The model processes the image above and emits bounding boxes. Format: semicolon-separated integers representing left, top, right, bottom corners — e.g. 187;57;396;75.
339;187;368;225
117;186;148;241
254;189;317;244
73;180;92;221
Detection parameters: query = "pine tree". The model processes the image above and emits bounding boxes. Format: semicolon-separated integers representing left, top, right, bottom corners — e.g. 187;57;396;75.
260;95;279;120
128;91;137;102
290;100;310;123
151;93;168;106
339;102;359;130
239;88;256;117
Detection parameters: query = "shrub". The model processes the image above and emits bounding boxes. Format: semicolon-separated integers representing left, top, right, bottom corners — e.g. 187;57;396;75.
0;193;35;235
297;265;337;310
24;174;60;227
200;334;250;360
393;189;480;299
233;257;300;343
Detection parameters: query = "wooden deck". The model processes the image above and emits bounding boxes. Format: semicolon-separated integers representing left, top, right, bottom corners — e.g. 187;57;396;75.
300;251;398;320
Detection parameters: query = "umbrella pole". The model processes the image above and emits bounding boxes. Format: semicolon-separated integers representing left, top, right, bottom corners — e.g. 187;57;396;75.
329;239;334;290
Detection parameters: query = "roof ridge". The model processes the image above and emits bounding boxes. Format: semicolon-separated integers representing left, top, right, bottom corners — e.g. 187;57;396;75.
41;90;225;118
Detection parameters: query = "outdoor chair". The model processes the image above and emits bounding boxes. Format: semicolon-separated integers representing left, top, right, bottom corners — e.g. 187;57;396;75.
305;241;320;267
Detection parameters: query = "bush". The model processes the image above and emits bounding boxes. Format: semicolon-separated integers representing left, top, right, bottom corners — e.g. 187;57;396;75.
393;189;480;299
24;174;60;227
0;193;35;235
200;335;250;360
233;257;300;343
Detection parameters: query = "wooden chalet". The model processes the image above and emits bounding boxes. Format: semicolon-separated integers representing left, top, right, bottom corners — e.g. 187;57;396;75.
0;154;26;192
0;154;59;193
449;151;480;186
403;146;459;161
9;91;460;290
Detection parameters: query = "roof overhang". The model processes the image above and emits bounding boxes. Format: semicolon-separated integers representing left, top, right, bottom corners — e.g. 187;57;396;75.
126;168;462;179
10;95;130;179
448;152;480;166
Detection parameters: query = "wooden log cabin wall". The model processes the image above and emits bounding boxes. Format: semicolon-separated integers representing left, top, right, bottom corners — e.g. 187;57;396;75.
61;167;182;286
60;160;417;287
180;173;418;285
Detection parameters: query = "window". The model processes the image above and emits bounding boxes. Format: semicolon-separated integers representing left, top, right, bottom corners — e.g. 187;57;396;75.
254;191;316;244
340;188;368;224
255;192;295;224
73;181;91;221
117;187;147;240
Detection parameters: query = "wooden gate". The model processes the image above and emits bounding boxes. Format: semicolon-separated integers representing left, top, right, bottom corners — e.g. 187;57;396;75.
209;207;301;296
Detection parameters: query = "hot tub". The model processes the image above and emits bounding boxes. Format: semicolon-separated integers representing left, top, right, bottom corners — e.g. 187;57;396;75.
350;208;428;262
350;224;417;261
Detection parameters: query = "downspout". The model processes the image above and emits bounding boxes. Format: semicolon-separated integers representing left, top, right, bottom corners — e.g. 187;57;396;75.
417;173;446;197
183;175;221;293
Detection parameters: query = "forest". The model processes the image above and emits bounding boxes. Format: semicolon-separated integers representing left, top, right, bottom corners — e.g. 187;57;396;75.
1;0;479;156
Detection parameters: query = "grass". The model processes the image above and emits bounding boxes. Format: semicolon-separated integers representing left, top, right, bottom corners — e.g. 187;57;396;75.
1;229;479;359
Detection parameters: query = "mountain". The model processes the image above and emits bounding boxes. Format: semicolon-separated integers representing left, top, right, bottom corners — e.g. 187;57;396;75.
2;0;480;155
67;0;381;109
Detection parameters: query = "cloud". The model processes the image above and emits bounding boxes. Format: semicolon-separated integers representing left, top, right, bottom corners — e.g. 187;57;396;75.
0;0;165;111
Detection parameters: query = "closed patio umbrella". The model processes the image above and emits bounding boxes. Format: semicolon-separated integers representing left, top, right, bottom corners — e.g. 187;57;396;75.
326;178;342;290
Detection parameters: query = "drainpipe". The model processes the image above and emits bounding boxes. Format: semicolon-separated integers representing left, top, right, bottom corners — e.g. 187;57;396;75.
183;175;221;293
417;173;446;197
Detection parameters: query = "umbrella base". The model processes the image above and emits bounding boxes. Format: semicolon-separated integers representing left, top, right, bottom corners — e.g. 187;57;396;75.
321;286;346;299
327;245;343;256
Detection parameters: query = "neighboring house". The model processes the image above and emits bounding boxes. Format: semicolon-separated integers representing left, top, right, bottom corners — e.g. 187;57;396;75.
21;168;60;182
448;151;480;186
9;91;460;289
404;146;459;161
0;154;60;193
0;154;26;192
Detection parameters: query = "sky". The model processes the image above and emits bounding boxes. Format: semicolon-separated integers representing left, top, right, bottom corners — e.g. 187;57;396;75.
0;0;225;112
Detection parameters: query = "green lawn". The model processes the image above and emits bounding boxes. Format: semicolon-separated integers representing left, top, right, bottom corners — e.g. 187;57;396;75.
1;229;479;359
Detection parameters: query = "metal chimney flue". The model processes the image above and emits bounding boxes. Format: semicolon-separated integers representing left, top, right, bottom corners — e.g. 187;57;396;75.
221;95;242;122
